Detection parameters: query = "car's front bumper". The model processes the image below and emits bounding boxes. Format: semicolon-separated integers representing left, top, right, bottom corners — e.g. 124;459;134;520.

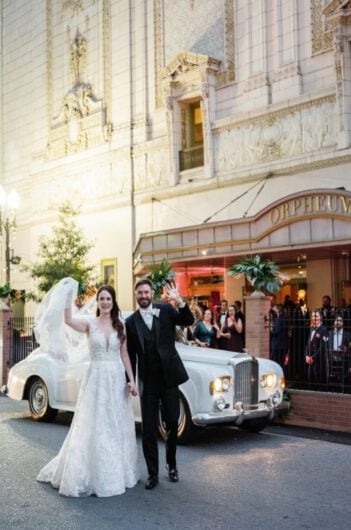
192;402;276;426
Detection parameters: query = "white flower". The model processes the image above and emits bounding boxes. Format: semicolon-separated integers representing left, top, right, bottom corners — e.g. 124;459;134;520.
151;308;160;317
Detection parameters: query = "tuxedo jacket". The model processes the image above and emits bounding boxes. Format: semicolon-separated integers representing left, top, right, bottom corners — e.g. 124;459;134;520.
305;325;328;361
217;311;228;329
125;302;194;389
328;329;350;353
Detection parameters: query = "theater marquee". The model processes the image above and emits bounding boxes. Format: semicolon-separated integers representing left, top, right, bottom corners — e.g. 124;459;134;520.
134;189;351;268
269;193;351;225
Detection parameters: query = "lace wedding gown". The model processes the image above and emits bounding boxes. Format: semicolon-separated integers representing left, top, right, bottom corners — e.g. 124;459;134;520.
37;317;139;497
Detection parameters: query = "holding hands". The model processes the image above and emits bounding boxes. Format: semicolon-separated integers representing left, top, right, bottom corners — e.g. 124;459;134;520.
127;382;138;396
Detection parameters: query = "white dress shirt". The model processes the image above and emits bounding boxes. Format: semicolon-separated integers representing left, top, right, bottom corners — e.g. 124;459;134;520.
139;305;154;330
333;329;343;351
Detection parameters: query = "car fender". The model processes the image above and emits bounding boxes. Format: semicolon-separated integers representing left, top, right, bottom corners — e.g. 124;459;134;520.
8;354;62;409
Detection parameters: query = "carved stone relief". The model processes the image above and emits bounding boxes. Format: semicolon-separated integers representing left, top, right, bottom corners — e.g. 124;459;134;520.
46;0;112;160
29;151;130;214
133;148;170;191
214;98;337;173
154;0;235;107
62;0;96;18
312;0;333;54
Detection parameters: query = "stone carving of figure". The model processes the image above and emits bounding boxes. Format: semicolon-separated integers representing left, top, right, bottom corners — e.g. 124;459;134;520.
70;29;86;85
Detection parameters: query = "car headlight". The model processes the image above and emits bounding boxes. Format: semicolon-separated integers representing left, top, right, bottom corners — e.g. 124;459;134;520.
209;376;232;395
280;376;286;390
260;373;276;388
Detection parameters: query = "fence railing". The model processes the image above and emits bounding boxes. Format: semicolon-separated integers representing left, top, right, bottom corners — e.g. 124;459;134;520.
179;145;204;171
10;316;39;365
266;306;351;394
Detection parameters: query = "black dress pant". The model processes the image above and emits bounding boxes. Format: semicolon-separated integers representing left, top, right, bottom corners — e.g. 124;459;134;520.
141;374;179;477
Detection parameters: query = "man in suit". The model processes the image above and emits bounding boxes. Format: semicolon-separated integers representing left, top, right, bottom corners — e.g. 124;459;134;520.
125;278;194;490
305;310;329;387
320;295;336;330
270;304;289;370
328;316;350;382
217;299;228;328
216;299;228;348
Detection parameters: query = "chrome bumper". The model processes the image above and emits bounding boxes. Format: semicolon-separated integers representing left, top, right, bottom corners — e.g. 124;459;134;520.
192;403;275;426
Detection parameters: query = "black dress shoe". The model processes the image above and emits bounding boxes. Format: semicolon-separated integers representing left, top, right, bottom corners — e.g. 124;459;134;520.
167;467;179;483
145;476;158;490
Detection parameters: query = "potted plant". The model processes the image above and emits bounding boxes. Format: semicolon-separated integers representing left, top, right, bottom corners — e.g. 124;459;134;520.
145;258;177;300
0;283;26;302
228;254;289;295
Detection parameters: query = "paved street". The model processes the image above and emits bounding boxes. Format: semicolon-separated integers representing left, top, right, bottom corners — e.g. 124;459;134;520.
1;395;351;530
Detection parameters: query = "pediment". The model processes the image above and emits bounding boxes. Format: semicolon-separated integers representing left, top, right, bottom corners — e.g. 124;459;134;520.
161;51;221;79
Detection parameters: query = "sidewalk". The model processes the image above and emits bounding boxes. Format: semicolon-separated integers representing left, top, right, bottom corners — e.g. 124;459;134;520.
266;423;351;445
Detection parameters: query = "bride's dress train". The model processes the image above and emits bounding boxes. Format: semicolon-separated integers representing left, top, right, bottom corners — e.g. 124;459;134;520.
37;317;139;497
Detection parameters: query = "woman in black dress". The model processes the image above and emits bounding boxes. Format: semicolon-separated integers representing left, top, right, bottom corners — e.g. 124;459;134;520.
220;305;244;352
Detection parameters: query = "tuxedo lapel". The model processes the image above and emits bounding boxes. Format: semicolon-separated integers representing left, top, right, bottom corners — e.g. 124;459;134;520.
153;305;161;344
133;311;146;352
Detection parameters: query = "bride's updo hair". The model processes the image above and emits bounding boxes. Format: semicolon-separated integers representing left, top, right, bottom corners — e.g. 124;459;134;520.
96;284;125;343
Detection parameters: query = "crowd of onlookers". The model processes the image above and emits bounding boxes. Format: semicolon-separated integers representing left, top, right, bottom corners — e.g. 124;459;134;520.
176;293;351;391
269;294;351;389
175;293;351;391
176;299;245;353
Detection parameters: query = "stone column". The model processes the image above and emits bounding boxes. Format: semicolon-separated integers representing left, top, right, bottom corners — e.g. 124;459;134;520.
244;292;271;359
0;308;13;386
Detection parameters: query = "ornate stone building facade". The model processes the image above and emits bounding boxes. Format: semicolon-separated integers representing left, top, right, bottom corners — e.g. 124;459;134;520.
1;0;351;309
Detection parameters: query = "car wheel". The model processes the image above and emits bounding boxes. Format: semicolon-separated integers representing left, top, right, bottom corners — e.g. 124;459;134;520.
28;378;58;422
158;392;193;445
240;419;269;433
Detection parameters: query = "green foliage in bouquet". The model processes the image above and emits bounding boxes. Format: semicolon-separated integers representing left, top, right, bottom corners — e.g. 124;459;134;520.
228;254;289;294
145;258;177;300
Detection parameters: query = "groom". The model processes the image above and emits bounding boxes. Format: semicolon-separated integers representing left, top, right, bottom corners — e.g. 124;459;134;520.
126;278;194;490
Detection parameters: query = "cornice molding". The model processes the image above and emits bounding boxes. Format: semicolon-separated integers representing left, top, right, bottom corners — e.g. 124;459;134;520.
213;91;336;134
131;148;351;206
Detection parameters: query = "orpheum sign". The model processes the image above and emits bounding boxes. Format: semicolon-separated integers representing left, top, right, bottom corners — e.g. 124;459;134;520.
269;192;351;225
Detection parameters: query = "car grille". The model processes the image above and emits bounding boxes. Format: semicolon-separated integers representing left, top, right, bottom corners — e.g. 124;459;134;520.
234;359;259;409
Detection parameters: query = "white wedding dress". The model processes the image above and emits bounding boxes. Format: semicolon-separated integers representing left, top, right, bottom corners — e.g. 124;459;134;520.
36;282;139;497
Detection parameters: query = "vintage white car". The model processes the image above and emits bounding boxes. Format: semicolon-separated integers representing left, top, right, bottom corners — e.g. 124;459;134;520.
2;335;285;443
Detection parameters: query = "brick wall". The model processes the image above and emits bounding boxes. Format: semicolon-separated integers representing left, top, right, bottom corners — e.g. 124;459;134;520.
244;292;271;359
0;309;13;386
276;389;351;434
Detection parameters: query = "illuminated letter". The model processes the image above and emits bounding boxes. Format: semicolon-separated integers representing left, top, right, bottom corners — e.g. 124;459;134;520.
340;196;351;214
315;195;326;211
302;195;313;213
291;199;301;216
270;207;280;224
282;202;290;219
327;195;337;212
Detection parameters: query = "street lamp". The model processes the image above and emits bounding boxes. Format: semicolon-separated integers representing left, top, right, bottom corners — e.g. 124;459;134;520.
0;186;21;283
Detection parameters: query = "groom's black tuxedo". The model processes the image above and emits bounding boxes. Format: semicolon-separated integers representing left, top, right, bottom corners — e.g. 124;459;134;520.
126;302;193;390
125;301;194;478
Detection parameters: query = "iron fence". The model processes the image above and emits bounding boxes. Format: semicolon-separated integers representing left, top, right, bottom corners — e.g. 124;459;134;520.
9;316;39;365
266;306;351;394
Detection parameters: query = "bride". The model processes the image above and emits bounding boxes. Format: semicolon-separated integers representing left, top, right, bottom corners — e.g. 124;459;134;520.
36;278;139;497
